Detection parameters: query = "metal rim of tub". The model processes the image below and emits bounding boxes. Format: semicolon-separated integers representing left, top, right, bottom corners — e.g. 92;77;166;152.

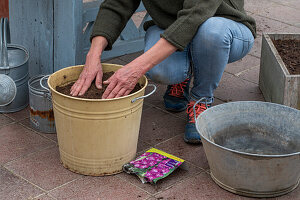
197;101;300;158
210;172;300;198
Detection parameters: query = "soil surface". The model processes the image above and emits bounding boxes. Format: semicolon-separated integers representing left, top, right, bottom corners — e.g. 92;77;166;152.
56;71;142;99
272;39;300;75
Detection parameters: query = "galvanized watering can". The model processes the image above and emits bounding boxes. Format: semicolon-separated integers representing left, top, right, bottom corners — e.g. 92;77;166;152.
0;18;29;113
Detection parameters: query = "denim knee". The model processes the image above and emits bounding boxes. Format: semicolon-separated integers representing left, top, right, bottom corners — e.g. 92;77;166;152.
146;67;171;84
146;64;189;85
192;17;232;49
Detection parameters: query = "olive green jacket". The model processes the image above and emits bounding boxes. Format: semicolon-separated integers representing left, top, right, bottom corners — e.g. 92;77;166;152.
91;0;256;51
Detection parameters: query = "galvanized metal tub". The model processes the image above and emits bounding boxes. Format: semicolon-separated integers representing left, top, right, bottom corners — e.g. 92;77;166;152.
195;101;300;198
28;75;55;133
0;18;29;113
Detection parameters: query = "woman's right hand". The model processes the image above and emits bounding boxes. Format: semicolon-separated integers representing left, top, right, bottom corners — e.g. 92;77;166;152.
70;36;108;96
70;54;103;96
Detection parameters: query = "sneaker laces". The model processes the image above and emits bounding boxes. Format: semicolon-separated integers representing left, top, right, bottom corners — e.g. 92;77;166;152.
169;78;189;98
186;101;210;123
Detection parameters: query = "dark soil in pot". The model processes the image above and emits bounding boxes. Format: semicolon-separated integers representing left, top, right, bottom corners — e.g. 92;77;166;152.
272;39;300;75
56;71;142;99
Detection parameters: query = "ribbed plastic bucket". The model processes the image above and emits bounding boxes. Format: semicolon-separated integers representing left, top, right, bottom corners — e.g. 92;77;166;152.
48;64;149;176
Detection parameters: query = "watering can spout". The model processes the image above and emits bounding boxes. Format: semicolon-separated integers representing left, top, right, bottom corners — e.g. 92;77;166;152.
0;17;10;69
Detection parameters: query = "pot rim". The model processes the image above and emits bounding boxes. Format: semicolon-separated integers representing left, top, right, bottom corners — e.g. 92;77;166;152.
48;64;148;102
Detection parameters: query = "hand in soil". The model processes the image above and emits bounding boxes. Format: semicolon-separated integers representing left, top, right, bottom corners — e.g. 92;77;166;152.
56;72;142;99
70;56;103;96
102;65;143;99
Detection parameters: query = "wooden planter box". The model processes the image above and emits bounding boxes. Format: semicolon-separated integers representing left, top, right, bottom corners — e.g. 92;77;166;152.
259;34;300;109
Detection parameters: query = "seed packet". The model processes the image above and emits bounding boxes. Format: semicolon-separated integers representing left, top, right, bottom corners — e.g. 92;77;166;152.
123;148;184;184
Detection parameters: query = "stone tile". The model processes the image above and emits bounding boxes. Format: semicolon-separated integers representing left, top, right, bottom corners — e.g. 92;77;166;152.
225;54;260;75
139;107;186;146
252;14;289;36
4;106;30;121
246;0;300;28
276;25;300;34
244;0;278;15
5;146;81;191
49;175;150;200
132;11;147;27
146;197;156;200
0;166;43;200
276;184;300;200
237;65;260;85
144;83;166;108
154;135;209;170
118;51;144;63
271;0;300;9
214;72;265;102
212;98;226;106
249;36;262;58
0;114;13;127
19;118;58;143
255;4;300;28
137;138;152;153
155;172;254;200
0;124;55;165
117;162;201;195
34;194;56;200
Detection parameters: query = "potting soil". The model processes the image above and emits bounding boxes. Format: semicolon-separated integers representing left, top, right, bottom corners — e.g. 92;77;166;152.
272;39;300;75
56;71;142;99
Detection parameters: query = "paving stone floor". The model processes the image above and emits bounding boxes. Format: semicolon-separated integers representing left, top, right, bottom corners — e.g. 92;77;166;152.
1;0;299;199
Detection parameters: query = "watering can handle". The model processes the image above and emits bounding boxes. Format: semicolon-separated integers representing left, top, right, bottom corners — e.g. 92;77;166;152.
193;97;209;123
131;84;156;103
0;18;10;69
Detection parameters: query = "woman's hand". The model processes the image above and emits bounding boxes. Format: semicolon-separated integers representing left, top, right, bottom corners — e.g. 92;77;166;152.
102;64;143;99
102;38;177;99
70;54;103;96
70;36;108;96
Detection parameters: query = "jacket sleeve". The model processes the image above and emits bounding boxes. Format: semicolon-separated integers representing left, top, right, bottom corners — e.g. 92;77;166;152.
161;0;222;51
91;0;141;50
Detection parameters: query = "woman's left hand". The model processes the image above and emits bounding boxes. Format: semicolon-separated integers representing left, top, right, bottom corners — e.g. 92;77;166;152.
102;38;177;99
102;64;143;99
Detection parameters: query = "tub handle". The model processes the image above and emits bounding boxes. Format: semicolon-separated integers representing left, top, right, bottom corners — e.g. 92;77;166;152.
40;75;51;100
193;97;209;123
131;84;156;103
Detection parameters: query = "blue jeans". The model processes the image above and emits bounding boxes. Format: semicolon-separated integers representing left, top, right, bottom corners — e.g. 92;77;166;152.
145;17;254;103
